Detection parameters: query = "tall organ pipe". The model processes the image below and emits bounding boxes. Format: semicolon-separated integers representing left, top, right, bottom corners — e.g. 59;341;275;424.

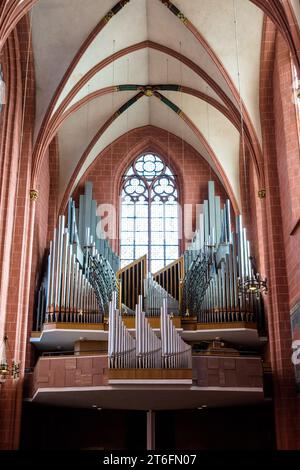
182;181;265;333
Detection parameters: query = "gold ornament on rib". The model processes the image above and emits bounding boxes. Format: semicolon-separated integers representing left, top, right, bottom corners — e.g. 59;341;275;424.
258;189;266;199
29;189;39;201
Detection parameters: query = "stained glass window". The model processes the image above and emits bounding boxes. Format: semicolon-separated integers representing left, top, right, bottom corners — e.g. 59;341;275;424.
120;153;179;273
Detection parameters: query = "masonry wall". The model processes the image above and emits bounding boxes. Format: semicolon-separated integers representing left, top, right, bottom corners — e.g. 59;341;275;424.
47;138;59;244
26;150;50;367
273;33;300;310
0;17;37;449
256;19;300;449
72;126;229;253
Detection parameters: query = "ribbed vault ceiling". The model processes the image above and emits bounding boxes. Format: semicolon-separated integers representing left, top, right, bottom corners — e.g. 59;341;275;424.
30;0;266;210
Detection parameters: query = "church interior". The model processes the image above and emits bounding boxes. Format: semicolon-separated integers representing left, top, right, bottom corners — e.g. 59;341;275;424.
0;0;300;451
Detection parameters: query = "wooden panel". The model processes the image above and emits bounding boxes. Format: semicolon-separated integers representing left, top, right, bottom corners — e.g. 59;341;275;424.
117;256;147;311
122;316;181;329
108;369;192;380
153;258;184;304
74;340;108;355
42;322;104;330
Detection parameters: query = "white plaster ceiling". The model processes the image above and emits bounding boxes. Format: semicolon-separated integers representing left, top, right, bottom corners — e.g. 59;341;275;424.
72;97;151;199
161;91;241;204
148;49;223;105
51;0;238;115
58;90;138;202
291;0;300;28
31;0;265;210
148;98;222;181
66;48;224;114
66;49;150;112
32;0;116;134
65;94;229;204
174;0;263;143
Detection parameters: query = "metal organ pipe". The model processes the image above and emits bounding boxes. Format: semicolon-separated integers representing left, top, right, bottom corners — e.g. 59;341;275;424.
160;299;191;369
43;215;102;324
144;275;179;316
135;295;162;368
182;181;265;332
108;293;191;370
108;292;136;369
36;182;120;330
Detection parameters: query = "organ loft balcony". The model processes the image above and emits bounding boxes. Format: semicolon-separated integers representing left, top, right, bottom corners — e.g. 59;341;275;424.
27;342;265;410
27;181;269;411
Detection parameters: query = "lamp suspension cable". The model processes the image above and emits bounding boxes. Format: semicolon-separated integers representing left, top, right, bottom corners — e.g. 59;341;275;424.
179;40;185;252
167;57;171;169
109;39;116;252
111;39;116;190
233;0;268;297
124;57;129;269
126;57;129;160
233;0;248;217
12;8;34;374
19;9;33;160
206;84;212;183
86;82;90;164
179;41;184;172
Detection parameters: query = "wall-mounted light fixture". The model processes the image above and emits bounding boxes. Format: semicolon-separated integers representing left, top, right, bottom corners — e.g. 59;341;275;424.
0;335;20;383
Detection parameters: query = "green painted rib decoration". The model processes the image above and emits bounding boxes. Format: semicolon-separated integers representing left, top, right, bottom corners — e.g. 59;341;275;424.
117;84;182;93
118;85;141;91
160;0;188;24
104;0;130;23
153;91;182;115
111;86;185;120
155;84;182;92
114;91;144;117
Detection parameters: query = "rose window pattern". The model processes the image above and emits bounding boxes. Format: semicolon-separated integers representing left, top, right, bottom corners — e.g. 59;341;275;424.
120;153;179;273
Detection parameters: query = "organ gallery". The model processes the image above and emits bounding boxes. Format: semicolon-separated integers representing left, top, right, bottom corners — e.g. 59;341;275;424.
0;0;300;452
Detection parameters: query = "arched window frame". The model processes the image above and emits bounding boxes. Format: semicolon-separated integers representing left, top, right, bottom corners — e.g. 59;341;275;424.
120;153;180;273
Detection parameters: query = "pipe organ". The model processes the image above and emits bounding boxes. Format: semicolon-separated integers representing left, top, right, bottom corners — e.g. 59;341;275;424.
85;248;118;316
108;292;136;369
117;258;180;317
35;179;265;339
144;275;179;316
182;182;265;333
183;183;225;273
45;214;100;324
74;182;120;273
136;295;162;368
161;298;191;369
108;293;191;369
153;258;184;304
35;183;119;330
117;256;147;311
